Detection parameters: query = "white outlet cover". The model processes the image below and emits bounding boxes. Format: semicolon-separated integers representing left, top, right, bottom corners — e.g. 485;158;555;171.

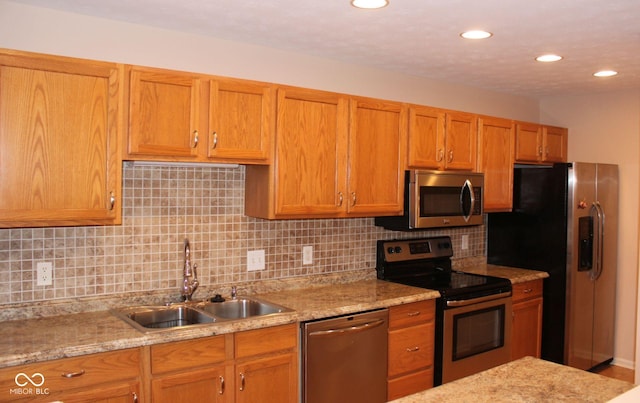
36;262;53;286
247;250;265;271
302;245;313;265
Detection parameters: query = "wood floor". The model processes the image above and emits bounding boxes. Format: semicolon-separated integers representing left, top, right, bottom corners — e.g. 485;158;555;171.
594;365;635;384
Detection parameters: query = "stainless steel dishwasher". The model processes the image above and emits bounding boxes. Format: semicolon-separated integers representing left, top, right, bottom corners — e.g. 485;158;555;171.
301;308;388;403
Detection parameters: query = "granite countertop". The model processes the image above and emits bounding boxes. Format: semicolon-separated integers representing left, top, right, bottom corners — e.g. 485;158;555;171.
0;278;437;368
392;356;634;402
0;264;546;368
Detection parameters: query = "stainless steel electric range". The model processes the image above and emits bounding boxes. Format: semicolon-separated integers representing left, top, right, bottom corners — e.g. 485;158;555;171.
376;236;513;385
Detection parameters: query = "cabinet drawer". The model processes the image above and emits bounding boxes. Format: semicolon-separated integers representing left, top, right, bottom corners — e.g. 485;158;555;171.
512;279;543;303
235;324;297;359
0;348;140;394
387;368;433;401
389;300;434;329
388;322;434;377
151;335;226;374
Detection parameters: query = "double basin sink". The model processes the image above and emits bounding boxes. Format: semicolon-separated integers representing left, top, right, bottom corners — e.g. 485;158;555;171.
112;297;292;333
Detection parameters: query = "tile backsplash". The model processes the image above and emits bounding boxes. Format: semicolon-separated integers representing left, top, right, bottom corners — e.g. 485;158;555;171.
0;164;485;305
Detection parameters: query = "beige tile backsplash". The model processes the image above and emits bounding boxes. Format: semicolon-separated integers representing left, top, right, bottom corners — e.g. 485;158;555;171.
0;164;485;305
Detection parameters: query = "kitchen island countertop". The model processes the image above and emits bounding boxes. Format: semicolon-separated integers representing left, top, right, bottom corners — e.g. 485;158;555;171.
391;356;634;402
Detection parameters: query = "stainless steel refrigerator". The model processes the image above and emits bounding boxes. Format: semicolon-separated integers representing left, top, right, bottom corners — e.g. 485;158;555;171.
487;162;618;370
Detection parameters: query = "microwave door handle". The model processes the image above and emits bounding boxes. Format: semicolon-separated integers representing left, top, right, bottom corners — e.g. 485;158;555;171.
460;179;474;221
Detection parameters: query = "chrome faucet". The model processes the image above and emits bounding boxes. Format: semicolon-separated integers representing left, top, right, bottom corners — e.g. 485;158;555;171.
181;238;199;301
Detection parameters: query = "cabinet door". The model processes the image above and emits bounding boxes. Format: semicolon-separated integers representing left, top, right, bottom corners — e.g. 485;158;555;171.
407;106;445;169
273;87;349;216
128;67;201;159
208;78;273;163
512;297;543;360
152;366;230;403
515;122;542;163
236;353;297;403
0;50;121;227
443;111;477;170
543;125;568;162
348;98;407;216
477;117;515;212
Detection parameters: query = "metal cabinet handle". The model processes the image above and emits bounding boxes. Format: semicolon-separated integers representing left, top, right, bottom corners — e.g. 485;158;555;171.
407;311;421;317
406;346;420;352
337;192;344;207
219;375;225;395
523;288;533;294
239;373;245;391
538;146;543;157
192;130;199;148
447;149;454;162
61;369;85;378
351;192;357;207
132;392;138;403
437;148;444;162
212;131;218;149
109;192;116;211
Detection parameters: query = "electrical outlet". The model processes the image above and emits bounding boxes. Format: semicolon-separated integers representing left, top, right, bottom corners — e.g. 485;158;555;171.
302;245;313;265
36;262;53;286
461;234;469;250
247;250;265;271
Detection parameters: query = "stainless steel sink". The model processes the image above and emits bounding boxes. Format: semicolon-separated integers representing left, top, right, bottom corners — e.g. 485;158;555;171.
112;305;216;332
198;297;292;320
112;297;292;332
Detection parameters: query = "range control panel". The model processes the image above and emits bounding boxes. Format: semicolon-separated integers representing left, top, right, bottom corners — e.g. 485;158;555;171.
378;236;453;263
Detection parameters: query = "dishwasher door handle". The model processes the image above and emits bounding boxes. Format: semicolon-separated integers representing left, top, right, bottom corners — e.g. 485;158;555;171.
308;318;386;337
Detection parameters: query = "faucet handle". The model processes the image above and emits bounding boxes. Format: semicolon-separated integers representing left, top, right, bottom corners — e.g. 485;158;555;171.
231;286;237;300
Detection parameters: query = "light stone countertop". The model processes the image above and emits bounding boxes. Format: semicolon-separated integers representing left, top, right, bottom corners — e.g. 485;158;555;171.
0;264;546;369
391;356;634;402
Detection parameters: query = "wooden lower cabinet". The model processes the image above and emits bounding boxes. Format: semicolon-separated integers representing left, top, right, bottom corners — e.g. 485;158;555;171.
387;300;435;401
0;348;142;402
511;279;544;360
148;324;298;403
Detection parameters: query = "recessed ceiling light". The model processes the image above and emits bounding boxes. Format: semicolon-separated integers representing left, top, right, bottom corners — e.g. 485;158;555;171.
351;0;389;9
593;70;618;77
536;54;563;62
460;30;493;40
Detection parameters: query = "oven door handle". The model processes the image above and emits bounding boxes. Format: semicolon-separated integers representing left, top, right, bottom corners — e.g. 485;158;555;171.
445;291;512;307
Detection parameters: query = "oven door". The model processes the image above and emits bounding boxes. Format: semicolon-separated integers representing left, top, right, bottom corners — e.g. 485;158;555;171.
441;293;512;384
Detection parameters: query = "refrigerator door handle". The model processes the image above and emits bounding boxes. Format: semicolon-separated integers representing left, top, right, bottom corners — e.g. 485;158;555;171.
591;202;605;280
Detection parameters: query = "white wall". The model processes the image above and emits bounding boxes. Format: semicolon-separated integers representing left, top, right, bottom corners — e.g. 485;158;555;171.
0;1;539;120
540;90;640;374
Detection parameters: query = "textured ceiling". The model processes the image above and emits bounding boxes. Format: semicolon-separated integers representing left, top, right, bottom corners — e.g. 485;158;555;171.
10;0;640;98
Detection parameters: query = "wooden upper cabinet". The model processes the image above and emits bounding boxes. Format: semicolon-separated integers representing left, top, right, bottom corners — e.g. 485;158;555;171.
478;116;515;212
348;97;407;216
272;87;348;217
0;49;122;227
208;78;273;163
515;122;567;164
407;106;476;171
543;125;568;162
127;66;201;159
444;111;477;170
407;105;445;169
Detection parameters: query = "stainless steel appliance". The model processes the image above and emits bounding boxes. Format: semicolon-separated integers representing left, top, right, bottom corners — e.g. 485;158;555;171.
488;162;618;370
375;170;484;230
301;309;388;403
376;236;512;385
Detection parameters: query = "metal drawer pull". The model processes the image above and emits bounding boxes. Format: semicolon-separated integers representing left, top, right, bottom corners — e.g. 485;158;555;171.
407;311;421;317
523;288;533;293
406;346;420;352
61;369;85;378
219;375;225;395
212;131;218;149
192;130;199;148
132;392;138;403
239;373;245;391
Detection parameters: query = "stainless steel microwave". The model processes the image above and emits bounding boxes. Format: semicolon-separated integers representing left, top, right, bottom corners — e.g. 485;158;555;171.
375;170;484;230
